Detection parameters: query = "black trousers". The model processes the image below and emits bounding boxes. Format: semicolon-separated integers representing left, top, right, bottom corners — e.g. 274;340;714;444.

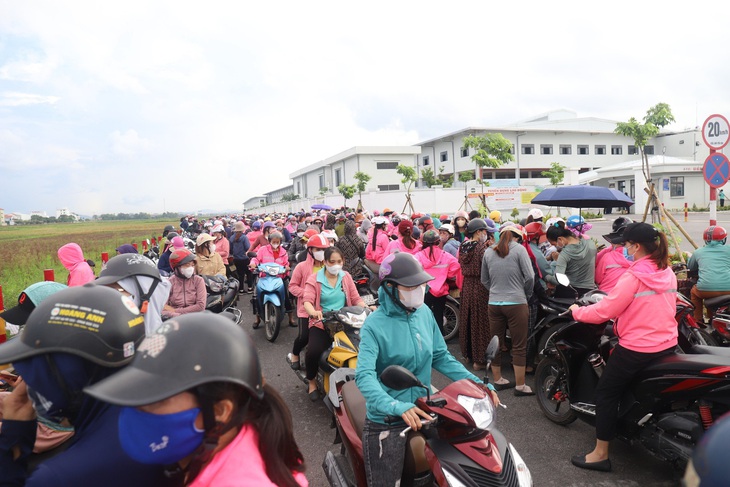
292;317;310;356
594;344;674;441
232;258;249;290
305;327;332;381
424;293;446;335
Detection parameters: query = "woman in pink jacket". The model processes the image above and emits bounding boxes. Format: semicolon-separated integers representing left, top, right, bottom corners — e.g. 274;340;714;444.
569;223;677;472
57;243;95;286
250;231;293;326
302;247;366;401
163;249;206;318
85;313;308;487
415;230;460;335
364;216;390;274
385;220;422;257
211;225;231;276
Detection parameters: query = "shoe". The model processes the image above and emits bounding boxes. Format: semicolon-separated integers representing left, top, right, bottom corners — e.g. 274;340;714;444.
571;455;611;472
473;362;487;371
514;385;535;396
286;353;300;370
493;380;514;391
308;390;321;402
525;366;535;375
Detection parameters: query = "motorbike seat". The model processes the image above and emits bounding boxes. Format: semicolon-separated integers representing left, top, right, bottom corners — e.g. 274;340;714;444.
341;380;367;440
704;294;730;309
690;345;730;358
641;353;730;376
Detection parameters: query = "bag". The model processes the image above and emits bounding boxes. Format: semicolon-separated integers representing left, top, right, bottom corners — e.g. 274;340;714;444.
324;319;345;339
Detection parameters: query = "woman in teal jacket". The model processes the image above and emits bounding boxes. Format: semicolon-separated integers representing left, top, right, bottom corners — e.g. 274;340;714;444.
355;252;498;486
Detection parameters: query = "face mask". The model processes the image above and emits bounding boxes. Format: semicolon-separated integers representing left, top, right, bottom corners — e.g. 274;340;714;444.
271;243;280;249
181;267;195;279
555;239;564;250
118;407;204;465
27;386;67;424
326;264;342;275
399;285;426;309
297;232;304;238
208;243;216;254
479;232;488;243
623;245;636;261
313;250;325;261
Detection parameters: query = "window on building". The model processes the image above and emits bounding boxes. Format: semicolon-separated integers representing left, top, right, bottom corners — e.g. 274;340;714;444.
617;180;626;193
520;170;530;179
611;145;622;155
378;184;400;191
541;144;553;155
510;144;515;154
522;144;534;155
578;145;589;155
645;145;655;155
495;170;514;179
440;151;448;162
460;147;468;158
376;162;398;170
335;168;341;187
628;145;638;155
423;156;430;166
670;176;684;197
318;174;325;189
559;145;572;155
595;145;606;155
578;167;591;174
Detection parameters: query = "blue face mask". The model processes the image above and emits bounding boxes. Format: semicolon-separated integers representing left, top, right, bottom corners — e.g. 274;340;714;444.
623;246;634;261
118;407;204;465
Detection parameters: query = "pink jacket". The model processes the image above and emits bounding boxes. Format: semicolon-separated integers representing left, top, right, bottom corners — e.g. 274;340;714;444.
572;257;678;353
57;243;95;287
415;246;460;297
164;274;206;317
595;246;630;292
189;424;307;487
385;238;422;257
214;236;230;262
251;244;289;271
289;255;322;318
365;230;390;264
303;271;364;331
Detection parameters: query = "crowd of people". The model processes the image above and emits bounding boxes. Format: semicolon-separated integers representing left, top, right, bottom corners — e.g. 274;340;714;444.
1;204;728;485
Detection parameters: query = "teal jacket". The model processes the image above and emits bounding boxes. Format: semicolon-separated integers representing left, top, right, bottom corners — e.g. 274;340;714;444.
688;242;730;291
355;284;482;424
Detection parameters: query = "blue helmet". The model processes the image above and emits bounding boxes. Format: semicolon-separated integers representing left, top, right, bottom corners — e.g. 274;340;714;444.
687;413;730;485
566;215;585;229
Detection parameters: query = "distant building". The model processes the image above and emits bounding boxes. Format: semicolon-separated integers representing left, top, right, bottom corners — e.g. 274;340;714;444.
0;208;4;226
56;208;79;220
265;185;295;204
243;195;267;211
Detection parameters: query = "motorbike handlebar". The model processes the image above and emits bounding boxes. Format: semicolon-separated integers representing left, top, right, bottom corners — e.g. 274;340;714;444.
398;419;433;438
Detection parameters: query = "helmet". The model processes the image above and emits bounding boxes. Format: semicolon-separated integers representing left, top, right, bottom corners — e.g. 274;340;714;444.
545;217;565;229
372;216;388;226
321;229;338;241
211;224;225;234
489;210;502;222
704;225;728;244
439;214;449;222
302;228;319;241
439;224;455;236
527;208;544;220
454;210;469;221
85;312;263;406
306;234;330;249
373;210;380;217
379;253;433;287
483;218;498;233
264;217;271;222
262;221;276;231
525;222;546;240
603;217;633;244
421;217;433;226
251;221;262;230
169;249;196;269
421;230;440;245
163;224;175;236
0;284;146;367
566;215;585;229
502;223;526;241
383;208;393;215
165;231;179;241
96;254;161;285
466;218;488;236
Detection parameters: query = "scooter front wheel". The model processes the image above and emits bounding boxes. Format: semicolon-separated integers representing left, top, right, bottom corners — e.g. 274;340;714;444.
441;299;459;342
265;302;282;342
535;357;577;425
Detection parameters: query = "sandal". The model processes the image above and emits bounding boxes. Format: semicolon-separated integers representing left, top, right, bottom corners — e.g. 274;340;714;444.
493;379;514;391
286;353;300;370
514;385;535;396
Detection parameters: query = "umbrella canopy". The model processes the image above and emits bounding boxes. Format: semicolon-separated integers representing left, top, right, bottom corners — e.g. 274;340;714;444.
531;185;634;208
311;203;333;211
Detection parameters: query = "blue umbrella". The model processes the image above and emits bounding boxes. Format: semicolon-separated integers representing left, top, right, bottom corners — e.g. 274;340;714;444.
531;185;634;208
311;203;333;211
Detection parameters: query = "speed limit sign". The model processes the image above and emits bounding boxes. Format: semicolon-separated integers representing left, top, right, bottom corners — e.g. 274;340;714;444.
702;114;730;150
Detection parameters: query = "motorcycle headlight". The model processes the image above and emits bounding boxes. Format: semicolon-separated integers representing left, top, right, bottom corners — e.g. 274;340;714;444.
457;394;495;430
339;310;368;328
508;444;533;487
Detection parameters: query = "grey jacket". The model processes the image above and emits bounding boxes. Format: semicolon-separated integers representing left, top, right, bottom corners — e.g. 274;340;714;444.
544;237;597;289
481;241;534;304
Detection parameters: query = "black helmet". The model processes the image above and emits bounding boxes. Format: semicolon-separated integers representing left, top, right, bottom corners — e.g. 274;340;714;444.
603;216;634;244
163;224;175;236
95;254;162;313
379;253;433;287
421;229;440;246
85;312;263;406
466;218;488;237
0;284;146;367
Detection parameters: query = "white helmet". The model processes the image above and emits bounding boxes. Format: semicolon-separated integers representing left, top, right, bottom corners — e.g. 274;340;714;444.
528;208;544;220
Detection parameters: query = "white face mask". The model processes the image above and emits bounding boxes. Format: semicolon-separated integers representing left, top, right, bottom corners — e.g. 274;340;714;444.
399;285;426;309
479;232;488;243
271;243;280;249
181;267;195;279
208;243;216;254
326;264;342;275
313;250;325;261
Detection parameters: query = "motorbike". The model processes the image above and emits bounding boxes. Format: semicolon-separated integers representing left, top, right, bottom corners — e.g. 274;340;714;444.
703;295;730;345
143;239;159;265
352;258;379;307
201;274;242;325
323;336;533;487
294;306;371;397
251;262;287;342
535;282;730;469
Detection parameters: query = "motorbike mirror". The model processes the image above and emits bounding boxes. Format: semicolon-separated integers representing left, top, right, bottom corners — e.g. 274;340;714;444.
380;365;424;391
556;273;570;287
246;251;257;258
485;336;499;364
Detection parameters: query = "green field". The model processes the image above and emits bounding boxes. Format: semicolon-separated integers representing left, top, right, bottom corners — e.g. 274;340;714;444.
0;220;176;309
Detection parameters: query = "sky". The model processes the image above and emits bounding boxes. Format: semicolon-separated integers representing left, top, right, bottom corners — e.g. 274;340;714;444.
2;1;730;215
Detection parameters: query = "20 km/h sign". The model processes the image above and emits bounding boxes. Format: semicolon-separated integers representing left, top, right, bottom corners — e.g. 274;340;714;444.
702;114;730;150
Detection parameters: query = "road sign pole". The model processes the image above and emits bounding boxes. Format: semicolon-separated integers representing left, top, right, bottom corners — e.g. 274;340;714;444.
710;186;717;226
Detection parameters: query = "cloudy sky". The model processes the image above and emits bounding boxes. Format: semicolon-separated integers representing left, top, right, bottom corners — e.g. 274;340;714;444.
2;1;729;215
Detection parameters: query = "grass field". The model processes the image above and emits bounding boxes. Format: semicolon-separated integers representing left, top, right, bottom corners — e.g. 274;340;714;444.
0;220;176;309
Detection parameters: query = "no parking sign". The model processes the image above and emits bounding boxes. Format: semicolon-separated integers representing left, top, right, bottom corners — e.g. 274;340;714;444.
703;153;730;188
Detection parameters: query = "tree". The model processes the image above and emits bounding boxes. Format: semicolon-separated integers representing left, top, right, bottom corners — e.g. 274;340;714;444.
615;102;675;182
281;193;300;202
337;184;356;208
463;133;514;208
437;166;453;188
396;164;418;213
353;171;371;210
421;167;437;188
541;162;566;186
319;186;329;196
457;171;476;211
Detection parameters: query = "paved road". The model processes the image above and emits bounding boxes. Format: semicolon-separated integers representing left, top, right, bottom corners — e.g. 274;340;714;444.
237;284;684;486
